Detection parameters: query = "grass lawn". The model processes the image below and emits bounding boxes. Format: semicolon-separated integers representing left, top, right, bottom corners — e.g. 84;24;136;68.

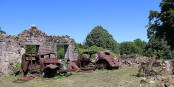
0;67;145;87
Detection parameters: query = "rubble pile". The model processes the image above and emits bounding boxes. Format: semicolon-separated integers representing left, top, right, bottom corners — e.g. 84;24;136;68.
118;54;149;67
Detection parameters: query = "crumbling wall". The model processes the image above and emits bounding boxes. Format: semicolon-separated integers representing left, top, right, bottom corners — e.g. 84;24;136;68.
0;25;78;75
18;25;78;61
0;34;24;75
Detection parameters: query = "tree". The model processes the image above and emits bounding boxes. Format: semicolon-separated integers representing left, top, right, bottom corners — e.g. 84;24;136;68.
147;0;174;49
84;26;119;54
77;43;85;49
0;27;6;34
119;41;142;55
144;34;174;59
134;38;147;49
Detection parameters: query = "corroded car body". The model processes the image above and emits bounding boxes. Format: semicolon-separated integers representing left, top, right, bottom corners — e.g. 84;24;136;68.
21;52;60;75
76;51;120;70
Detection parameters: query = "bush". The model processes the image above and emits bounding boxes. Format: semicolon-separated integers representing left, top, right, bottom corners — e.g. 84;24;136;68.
87;45;118;58
78;48;86;55
144;49;164;59
144;48;154;57
87;45;106;51
9;62;21;75
119;42;142;55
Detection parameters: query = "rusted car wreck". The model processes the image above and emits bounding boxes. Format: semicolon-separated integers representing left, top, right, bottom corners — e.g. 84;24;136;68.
76;51;120;70
19;51;119;81
21;52;61;76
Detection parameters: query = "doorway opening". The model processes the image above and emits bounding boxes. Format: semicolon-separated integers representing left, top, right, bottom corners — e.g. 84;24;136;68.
57;45;65;59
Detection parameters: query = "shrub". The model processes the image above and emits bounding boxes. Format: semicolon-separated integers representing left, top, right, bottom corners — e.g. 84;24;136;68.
119;42;142;55
9;61;21;75
87;45;106;51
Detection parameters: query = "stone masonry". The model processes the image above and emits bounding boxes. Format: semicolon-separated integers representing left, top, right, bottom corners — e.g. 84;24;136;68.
0;25;78;75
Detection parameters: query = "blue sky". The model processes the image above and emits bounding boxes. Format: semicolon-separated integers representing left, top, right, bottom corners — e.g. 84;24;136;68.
0;0;161;43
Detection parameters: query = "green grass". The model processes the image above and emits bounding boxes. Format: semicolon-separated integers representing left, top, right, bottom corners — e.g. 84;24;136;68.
0;67;144;87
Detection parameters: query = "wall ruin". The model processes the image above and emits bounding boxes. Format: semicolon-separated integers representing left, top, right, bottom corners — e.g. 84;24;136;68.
0;25;78;75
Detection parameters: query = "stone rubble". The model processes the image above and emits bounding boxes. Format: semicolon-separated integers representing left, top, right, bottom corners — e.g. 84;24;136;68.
118;54;149;67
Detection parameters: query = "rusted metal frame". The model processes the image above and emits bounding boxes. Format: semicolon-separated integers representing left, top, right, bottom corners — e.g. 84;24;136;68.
78;56;82;69
30;55;33;72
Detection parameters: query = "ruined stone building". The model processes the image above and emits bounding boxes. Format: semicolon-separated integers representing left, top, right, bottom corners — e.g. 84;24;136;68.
0;25;78;75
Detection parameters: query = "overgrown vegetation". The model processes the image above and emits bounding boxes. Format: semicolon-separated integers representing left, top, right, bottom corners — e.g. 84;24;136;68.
72;38;119;58
143;34;174;59
25;45;37;53
57;45;64;59
9;61;21;76
55;72;72;79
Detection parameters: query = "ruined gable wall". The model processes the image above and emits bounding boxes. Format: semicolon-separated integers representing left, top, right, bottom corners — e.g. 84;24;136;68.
0;25;78;75
18;26;78;61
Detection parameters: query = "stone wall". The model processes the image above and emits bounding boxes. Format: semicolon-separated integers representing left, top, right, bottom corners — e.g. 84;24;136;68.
0;25;78;75
0;34;23;75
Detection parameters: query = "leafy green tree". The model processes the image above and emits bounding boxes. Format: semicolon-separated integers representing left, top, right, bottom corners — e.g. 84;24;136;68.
147;0;174;49
119;42;142;55
84;26;119;54
144;34;174;59
0;27;6;34
134;38;147;49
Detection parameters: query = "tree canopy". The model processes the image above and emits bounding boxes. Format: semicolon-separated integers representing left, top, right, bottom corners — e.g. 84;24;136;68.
84;26;119;54
134;38;147;49
147;0;174;49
